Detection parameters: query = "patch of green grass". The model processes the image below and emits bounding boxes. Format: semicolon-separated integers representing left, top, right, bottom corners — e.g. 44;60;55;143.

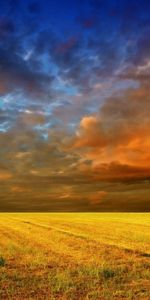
0;256;5;267
49;270;74;294
102;268;115;279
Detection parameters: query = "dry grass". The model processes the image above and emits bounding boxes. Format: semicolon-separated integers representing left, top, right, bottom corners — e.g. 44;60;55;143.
0;213;150;299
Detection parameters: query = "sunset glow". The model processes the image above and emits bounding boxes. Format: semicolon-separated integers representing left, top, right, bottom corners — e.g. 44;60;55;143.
0;0;150;211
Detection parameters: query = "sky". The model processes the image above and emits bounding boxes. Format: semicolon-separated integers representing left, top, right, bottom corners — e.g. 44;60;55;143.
0;0;150;211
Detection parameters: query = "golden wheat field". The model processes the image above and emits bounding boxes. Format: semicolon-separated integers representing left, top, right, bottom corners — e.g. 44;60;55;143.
0;213;150;300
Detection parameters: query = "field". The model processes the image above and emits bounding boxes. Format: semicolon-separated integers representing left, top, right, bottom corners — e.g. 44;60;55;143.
0;213;150;300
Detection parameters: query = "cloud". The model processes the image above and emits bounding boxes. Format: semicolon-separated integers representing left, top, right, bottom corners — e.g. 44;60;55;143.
71;84;150;179
10;185;30;193
88;191;107;205
55;37;79;54
0;47;53;99
0;169;12;181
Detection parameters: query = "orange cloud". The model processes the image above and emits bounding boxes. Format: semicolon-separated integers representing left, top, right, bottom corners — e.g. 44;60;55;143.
0;170;12;181
75;116;107;148
11;186;29;193
88;191;107;205
71;85;150;179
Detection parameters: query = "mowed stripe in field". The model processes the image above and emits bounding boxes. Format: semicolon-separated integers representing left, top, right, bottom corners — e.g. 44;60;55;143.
0;213;149;254
0;213;150;267
0;213;150;300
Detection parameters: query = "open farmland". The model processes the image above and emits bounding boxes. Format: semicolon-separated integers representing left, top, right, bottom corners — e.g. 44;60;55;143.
0;213;150;300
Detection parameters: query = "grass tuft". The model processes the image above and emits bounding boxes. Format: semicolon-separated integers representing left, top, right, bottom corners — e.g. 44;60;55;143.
0;256;6;267
102;268;115;279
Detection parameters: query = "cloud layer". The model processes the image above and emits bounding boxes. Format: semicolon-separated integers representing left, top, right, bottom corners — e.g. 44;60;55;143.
0;0;150;211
